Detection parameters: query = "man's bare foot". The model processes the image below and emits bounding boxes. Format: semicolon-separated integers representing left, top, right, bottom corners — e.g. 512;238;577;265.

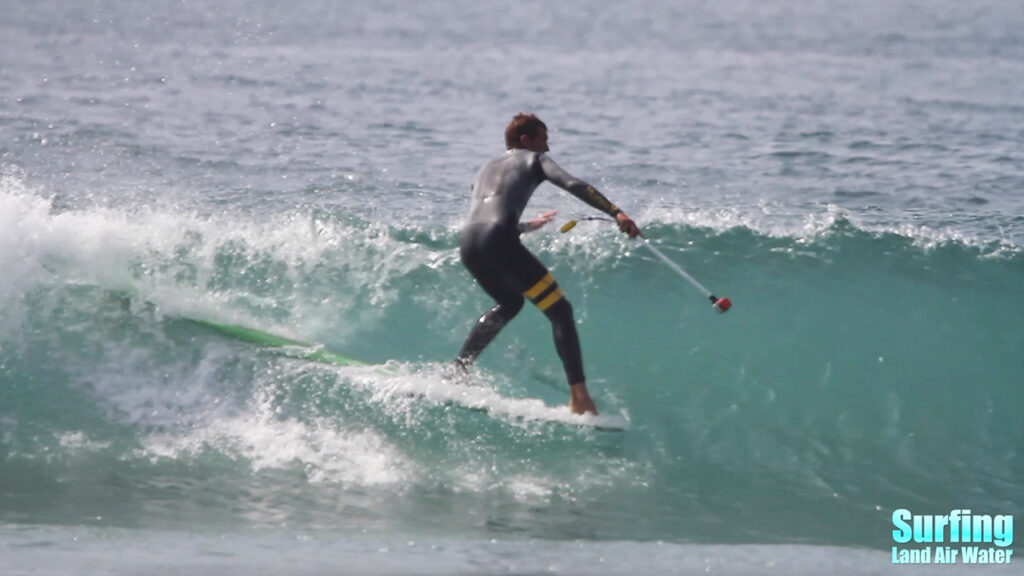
569;382;598;415
444;358;470;383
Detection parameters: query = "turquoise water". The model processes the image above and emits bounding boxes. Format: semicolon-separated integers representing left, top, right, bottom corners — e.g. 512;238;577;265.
2;1;1022;574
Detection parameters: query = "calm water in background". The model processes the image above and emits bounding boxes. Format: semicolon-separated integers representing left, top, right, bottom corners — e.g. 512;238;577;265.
1;1;1022;574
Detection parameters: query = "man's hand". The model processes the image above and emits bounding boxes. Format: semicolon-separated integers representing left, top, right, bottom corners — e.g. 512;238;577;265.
615;212;641;238
522;210;557;233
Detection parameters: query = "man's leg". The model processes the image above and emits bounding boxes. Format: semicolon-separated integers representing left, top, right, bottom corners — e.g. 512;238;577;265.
456;298;524;367
530;287;597;414
535;295;584;384
458;231;598;413
456;228;527;368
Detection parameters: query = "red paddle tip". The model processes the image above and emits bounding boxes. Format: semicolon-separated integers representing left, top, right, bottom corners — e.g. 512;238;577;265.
713;297;732;313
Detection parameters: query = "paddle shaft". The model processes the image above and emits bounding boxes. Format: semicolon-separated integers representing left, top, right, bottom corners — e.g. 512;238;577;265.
640;237;713;298
559;216;730;310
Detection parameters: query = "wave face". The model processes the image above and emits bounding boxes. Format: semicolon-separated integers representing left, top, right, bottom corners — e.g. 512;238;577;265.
2;180;1021;551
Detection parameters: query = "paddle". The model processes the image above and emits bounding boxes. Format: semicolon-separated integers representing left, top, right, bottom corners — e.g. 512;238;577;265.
559;218;732;313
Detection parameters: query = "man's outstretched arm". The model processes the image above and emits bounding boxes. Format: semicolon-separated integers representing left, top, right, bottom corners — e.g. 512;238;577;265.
538;155;641;237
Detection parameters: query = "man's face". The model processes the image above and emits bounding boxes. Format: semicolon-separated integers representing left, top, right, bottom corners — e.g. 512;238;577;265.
521;128;549;153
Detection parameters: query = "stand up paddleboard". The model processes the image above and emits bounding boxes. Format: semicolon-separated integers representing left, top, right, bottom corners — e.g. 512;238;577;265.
183;318;628;431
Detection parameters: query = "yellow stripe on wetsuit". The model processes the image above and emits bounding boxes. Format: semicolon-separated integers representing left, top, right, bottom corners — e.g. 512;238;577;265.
523;273;564;311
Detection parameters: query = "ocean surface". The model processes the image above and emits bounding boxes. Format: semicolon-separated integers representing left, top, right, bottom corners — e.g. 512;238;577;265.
1;1;1022;574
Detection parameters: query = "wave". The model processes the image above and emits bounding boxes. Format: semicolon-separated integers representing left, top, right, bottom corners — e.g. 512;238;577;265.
1;175;1021;548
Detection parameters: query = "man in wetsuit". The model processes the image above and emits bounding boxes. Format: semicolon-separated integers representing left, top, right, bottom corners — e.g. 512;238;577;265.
455;113;641;414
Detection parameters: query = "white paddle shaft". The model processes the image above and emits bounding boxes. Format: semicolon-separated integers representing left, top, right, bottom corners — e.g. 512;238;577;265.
640;238;713;298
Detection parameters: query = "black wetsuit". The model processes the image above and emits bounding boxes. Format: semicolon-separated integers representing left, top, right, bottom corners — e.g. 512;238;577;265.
456;149;622;385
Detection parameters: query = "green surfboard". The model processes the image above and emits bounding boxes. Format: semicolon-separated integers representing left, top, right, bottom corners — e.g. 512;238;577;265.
183;317;627;431
185;318;366;366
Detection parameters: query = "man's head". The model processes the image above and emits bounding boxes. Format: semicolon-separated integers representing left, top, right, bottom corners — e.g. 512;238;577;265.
505;113;549;153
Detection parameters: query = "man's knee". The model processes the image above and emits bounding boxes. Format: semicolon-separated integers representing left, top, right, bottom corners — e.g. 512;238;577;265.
486;297;525;324
523;273;569;315
503;297;526;320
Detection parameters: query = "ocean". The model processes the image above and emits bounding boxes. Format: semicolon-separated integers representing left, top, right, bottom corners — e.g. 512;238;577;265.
1;1;1022;574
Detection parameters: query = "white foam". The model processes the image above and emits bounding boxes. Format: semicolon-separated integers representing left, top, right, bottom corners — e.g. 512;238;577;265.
56;431;112;452
0;172;457;341
343;362;630;431
644;201;1020;254
137;394;413;488
0;174;62;302
69;337;411;489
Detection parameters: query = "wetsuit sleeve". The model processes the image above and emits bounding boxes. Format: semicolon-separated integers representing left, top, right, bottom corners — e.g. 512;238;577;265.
537;155;622;217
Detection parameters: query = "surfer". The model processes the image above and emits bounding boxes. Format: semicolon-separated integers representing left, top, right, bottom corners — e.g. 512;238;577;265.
454;113;640;414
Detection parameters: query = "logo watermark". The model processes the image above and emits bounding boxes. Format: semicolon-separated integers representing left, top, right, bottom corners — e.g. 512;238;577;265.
892;509;1014;565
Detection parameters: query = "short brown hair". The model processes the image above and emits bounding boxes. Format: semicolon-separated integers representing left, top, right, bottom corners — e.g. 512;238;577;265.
504;113;547;149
